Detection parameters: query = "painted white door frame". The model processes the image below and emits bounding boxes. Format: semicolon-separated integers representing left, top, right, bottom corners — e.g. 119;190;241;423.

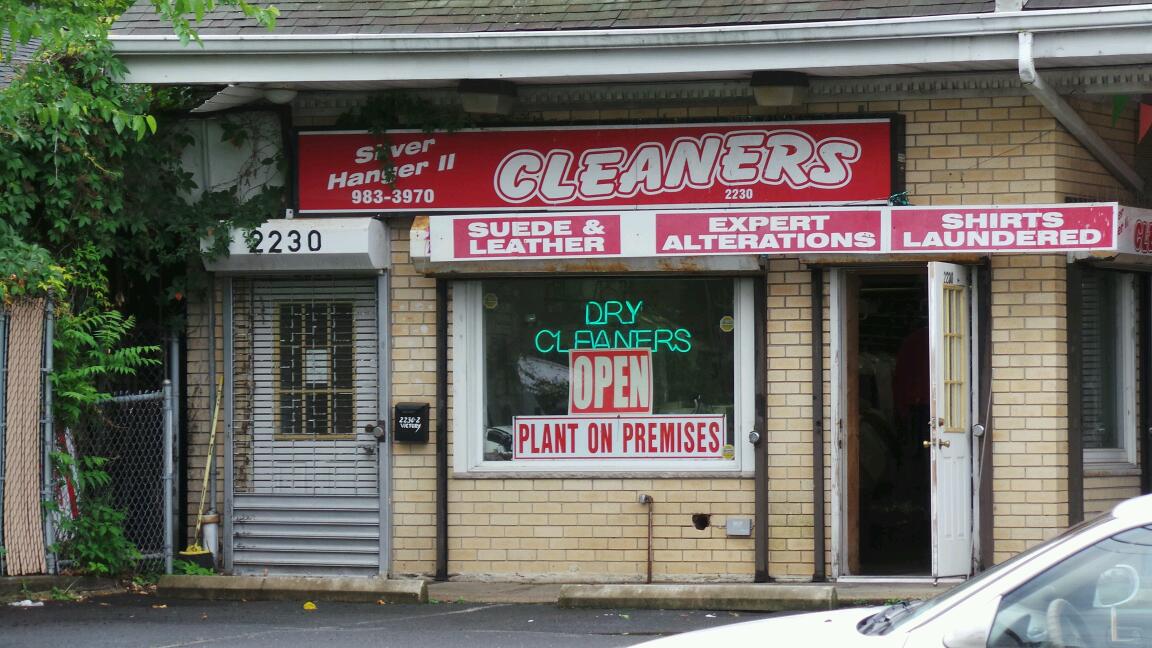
828;265;979;580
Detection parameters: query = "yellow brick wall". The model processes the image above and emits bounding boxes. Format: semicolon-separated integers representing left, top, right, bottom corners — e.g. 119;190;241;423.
180;91;1139;578
391;220;758;582
988;255;1069;562
763;258;817;580
389;220;442;575
445;478;755;582
806;95;1137;206
1057;98;1137;204
183;284;225;545
1085;471;1141;518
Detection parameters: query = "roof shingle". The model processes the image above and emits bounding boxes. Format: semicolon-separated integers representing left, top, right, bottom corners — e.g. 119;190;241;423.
110;0;997;36
109;0;1151;37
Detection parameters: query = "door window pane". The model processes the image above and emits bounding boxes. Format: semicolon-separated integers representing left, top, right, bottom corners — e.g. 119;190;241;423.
276;302;356;436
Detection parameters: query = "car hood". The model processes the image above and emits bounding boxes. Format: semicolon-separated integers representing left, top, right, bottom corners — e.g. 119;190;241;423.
635;606;889;647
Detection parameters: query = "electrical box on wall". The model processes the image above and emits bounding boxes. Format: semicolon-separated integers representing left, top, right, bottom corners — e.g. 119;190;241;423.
726;518;753;537
393;402;430;443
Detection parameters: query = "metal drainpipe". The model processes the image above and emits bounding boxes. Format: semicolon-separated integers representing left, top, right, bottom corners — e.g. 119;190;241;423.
435;278;448;581
639;494;654;583
811;268;826;582
753;259;771;583
162;379;174;575
1018;31;1144;194
207;275;218;521
1141;274;1152;495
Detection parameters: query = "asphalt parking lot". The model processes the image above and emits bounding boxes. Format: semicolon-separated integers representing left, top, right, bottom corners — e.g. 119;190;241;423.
0;592;779;648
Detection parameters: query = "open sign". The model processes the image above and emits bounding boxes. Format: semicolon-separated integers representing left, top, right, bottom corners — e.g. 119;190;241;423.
568;348;653;415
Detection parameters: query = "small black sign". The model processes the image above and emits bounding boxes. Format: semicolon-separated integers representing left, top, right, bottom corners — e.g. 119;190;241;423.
393;402;430;443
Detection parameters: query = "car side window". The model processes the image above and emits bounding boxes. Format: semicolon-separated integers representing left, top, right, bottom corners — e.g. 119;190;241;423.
988;525;1152;647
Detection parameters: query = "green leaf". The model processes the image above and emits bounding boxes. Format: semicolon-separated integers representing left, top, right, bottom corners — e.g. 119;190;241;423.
1112;95;1132;127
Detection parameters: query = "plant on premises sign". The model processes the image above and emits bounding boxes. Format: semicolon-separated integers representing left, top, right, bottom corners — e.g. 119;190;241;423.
296;120;895;213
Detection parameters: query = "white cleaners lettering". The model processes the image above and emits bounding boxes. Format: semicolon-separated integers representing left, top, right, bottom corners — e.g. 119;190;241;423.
494;130;862;204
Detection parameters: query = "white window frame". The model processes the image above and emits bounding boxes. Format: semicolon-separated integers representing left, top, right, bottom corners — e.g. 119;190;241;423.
452;278;756;476
1084;271;1137;467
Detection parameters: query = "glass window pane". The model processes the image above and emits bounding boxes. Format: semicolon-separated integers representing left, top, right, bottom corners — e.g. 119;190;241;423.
1081;270;1121;450
275;301;356;437
480;277;736;462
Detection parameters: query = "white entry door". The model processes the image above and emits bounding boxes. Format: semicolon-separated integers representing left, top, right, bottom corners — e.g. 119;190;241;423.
927;263;974;578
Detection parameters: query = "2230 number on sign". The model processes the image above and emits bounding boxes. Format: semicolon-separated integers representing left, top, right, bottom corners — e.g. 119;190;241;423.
350;188;436;205
247;228;322;254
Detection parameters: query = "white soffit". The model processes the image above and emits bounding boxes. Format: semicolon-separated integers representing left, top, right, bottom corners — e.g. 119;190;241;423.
112;6;1152;85
191;84;265;113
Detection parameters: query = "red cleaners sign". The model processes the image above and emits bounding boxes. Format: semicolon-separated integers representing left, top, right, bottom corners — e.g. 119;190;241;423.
296;120;894;213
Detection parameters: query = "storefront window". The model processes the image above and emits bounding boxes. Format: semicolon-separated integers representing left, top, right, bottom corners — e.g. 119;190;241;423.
456;277;752;473
1079;268;1136;464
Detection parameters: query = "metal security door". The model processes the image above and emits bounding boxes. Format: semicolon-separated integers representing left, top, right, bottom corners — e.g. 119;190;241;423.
230;278;383;576
927;263;974;578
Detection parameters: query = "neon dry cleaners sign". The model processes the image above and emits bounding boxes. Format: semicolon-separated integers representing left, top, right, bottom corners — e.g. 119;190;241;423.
514;304;726;462
533;300;691;354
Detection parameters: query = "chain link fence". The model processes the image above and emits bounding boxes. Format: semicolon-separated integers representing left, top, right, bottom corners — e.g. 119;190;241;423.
1;308;176;576
51;327;177;576
72;388;173;574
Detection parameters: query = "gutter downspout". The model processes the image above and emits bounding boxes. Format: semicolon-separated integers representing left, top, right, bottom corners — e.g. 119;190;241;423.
1141;274;1151;495
435;279;448;581
1018;31;1144;194
811;268;826;583
753;260;770;583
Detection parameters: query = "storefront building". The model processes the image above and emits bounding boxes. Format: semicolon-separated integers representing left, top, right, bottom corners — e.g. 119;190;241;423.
112;2;1152;582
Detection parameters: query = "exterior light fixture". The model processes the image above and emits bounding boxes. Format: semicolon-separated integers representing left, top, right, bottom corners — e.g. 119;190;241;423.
458;79;518;115
262;88;298;105
750;71;809;107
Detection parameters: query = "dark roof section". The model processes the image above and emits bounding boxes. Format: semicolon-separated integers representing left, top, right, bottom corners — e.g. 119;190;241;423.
109;0;1152;36
1;33;38;88
112;0;1002;36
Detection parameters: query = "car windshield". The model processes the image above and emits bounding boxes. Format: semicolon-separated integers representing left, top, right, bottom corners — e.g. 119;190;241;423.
864;512;1114;635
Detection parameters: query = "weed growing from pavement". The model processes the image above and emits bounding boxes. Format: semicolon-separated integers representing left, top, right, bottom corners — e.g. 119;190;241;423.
172;560;215;576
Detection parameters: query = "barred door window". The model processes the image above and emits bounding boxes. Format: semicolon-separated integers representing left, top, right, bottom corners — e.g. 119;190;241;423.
276;302;355;437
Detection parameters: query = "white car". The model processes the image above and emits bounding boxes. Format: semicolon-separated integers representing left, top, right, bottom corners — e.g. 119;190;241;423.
640;494;1152;647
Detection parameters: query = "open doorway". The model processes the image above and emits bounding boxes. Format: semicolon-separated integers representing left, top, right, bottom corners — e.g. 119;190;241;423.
844;270;932;576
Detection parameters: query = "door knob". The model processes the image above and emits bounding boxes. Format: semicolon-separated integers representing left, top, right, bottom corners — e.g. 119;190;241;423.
923;440;932;448
922;439;952;449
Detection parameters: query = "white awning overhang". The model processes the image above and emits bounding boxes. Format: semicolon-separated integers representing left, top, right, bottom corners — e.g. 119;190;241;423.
202;218;390;274
408;204;1152;273
111;6;1152;85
